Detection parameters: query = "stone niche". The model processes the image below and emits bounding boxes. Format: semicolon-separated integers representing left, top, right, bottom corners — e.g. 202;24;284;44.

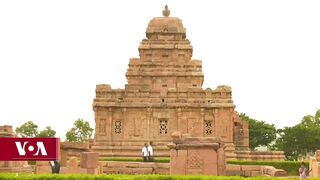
167;132;226;176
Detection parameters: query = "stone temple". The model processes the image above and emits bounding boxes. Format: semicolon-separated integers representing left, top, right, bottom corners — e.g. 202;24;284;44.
92;6;278;160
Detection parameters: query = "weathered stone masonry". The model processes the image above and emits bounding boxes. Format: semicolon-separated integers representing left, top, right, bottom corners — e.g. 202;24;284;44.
91;6;250;159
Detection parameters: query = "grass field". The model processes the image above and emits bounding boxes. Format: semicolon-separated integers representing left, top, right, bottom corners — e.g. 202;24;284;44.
0;174;301;180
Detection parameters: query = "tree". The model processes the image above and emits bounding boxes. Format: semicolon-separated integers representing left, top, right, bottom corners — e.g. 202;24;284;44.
37;126;56;138
301;109;320;127
65;118;93;142
240;113;277;150
274;109;320;160
15;121;57;138
15;121;39;137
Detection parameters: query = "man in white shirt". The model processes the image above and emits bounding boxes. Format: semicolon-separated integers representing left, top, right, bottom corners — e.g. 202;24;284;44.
147;141;153;162
141;143;149;162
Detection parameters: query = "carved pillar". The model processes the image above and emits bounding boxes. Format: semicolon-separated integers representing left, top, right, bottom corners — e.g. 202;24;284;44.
122;108;126;139
100;118;106;135
152;77;156;90
213;108;218;138
242;122;250;150
228;108;234;143
200;108;204;136
107;108;112;141
177;108;181;132
94;109;99;139
147;107;152;139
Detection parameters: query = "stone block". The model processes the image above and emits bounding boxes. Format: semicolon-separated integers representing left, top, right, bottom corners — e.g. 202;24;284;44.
124;163;140;168
105;162;123;167
262;166;287;177
226;164;241;171
35;166;51;174
4;161;12;167
60;149;68;166
177;149;187;156
154;163;170;169
104;167;132;174
226;170;242;176
251;170;262;176
310;161;320;178
203;149;217;175
272;169;287;177
217;147;226;175
241;165;261;171
87;168;99;174
36;161;50;166
262;166;274;175
155;167;169;175
108;162;139;168
61;141;89;150
131;167;154;174
60;167;87;174
138;162;156;168
170;154;186;175
316;150;320;161
102;167;117;174
0;166;32;173
80;152;99;168
243;170;251;177
68;157;78;168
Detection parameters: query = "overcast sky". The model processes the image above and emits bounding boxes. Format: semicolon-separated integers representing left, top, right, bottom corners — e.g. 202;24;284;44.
0;0;319;140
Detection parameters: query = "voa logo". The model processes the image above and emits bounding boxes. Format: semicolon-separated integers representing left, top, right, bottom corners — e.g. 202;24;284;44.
15;141;48;156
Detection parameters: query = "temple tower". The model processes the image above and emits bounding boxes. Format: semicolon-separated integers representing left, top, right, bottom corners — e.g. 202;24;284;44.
92;6;249;159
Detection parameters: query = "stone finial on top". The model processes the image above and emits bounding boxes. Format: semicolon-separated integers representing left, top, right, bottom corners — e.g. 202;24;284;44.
162;5;170;17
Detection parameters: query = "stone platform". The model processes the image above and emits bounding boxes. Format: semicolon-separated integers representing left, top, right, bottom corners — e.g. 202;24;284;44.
92;140;170;157
101;161;169;175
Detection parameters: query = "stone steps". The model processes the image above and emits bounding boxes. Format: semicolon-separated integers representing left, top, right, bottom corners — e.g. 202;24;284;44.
94;139;170;146
91;144;170;157
101;161;169;174
94;150;170;157
91;145;169;150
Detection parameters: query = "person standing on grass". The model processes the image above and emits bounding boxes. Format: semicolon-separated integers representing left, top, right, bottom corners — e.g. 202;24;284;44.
147;141;153;162
299;162;308;179
141;143;149;162
49;160;60;174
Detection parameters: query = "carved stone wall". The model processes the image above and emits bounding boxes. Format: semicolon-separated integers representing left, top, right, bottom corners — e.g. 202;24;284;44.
168;132;226;176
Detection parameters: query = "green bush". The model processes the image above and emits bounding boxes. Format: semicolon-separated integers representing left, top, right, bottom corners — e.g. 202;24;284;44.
0;174;298;180
227;160;307;176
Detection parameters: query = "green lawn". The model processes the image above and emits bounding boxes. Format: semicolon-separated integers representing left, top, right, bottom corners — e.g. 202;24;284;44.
0;174;301;180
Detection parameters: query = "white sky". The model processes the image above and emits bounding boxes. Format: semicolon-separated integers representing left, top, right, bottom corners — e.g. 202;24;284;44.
0;0;319;140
